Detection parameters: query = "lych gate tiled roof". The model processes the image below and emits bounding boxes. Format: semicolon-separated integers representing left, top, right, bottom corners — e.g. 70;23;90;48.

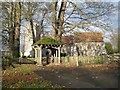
61;32;103;44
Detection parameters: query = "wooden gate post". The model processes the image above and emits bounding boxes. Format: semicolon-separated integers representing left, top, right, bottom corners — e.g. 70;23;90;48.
38;45;43;66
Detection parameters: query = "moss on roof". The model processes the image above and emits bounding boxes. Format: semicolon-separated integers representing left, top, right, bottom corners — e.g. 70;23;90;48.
34;37;63;45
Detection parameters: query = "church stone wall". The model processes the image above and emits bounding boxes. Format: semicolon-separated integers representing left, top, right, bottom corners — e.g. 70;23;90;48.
61;42;107;56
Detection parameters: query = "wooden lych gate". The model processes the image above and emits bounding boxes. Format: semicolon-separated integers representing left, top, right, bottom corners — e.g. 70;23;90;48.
32;37;63;66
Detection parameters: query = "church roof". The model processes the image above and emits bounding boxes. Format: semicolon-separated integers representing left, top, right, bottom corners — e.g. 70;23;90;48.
61;32;103;44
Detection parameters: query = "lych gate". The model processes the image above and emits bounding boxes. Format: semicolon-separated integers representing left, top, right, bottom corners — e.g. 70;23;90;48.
32;37;63;66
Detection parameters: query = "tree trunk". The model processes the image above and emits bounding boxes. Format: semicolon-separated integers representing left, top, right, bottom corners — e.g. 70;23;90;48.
36;11;47;42
8;2;14;56
36;24;41;42
57;0;67;41
52;0;67;41
30;17;36;43
52;1;58;39
28;3;36;43
118;31;120;53
14;2;21;58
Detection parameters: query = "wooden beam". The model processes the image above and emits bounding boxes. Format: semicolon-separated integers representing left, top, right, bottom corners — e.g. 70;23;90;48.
38;45;43;66
58;46;61;64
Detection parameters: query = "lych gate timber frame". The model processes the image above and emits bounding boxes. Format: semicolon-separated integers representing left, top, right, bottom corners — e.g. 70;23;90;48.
32;37;63;66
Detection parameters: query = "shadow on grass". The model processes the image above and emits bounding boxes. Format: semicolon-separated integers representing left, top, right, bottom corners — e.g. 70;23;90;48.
33;65;118;88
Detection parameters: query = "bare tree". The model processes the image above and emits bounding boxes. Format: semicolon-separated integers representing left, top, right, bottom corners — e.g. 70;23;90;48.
35;8;48;41
52;1;58;38
22;2;36;43
1;3;8;52
22;2;49;43
118;28;120;53
2;2;14;54
8;2;14;56
14;2;21;57
52;0;67;41
57;0;67;41
63;2;116;32
51;1;116;43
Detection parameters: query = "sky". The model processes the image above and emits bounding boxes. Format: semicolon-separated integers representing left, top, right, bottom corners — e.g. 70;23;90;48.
0;0;119;2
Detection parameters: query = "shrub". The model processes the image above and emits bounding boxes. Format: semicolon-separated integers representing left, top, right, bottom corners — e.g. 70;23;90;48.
61;53;67;57
105;42;114;54
93;56;104;64
113;49;119;53
2;55;16;69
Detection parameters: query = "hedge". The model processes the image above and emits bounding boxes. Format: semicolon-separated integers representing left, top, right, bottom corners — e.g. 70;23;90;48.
105;42;113;54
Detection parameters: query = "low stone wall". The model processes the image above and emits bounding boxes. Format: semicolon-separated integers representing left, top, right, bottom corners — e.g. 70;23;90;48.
106;53;120;64
61;53;120;66
61;56;105;66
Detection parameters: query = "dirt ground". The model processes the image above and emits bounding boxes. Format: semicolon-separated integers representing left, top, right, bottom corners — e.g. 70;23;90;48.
34;64;119;88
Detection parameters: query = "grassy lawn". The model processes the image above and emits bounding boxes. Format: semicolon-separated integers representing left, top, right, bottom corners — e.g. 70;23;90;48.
2;64;63;88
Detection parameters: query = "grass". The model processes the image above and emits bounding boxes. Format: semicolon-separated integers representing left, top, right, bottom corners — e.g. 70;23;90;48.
2;64;64;88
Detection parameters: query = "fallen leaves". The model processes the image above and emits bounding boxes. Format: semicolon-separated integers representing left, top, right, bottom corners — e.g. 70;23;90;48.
76;77;79;79
58;75;61;78
92;76;98;79
55;71;59;74
2;64;64;88
2;64;118;88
